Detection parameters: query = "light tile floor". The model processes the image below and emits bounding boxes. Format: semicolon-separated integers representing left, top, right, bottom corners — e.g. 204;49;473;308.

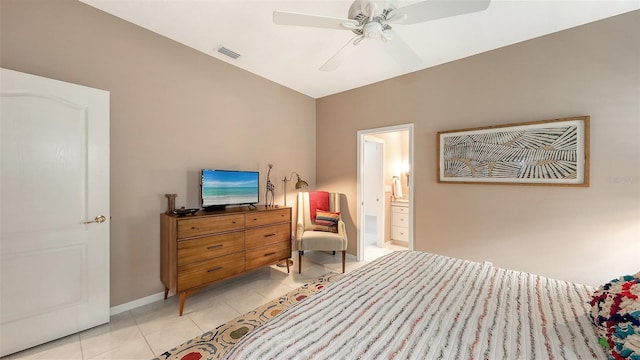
2;246;402;360
364;242;406;262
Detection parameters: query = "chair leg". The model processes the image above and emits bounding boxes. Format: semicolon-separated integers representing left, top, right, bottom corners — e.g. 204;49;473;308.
342;251;346;273
298;251;303;274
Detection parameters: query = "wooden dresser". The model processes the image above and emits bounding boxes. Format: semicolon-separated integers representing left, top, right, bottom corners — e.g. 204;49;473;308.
160;206;291;315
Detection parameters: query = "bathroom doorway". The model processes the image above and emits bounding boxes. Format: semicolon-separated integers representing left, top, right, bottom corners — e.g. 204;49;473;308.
357;124;414;262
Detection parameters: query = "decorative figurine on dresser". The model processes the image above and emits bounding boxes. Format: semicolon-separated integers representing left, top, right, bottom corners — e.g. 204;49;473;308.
265;163;275;207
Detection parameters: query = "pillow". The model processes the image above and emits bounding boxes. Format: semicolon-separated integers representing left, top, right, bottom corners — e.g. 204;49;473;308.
589;271;640;360
312;210;340;233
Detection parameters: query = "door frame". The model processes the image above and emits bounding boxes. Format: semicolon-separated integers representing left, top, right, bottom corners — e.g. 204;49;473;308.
357;123;414;261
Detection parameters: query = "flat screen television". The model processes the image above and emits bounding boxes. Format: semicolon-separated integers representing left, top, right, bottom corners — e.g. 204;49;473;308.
201;169;259;210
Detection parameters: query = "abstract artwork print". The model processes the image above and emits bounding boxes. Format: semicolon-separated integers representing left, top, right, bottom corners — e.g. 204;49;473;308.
437;116;589;186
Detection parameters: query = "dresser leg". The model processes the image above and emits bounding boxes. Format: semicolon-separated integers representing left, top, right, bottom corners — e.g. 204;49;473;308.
342;251;346;273
164;286;169;300
179;292;186;316
286;258;290;273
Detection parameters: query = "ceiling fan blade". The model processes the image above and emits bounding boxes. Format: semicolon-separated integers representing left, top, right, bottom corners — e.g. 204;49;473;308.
273;10;359;30
389;0;490;25
320;36;362;71
382;30;421;69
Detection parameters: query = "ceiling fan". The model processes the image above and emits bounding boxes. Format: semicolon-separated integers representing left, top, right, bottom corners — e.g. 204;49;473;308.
273;0;491;71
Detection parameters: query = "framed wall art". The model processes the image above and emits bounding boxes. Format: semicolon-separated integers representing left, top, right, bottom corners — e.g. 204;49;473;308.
437;116;590;186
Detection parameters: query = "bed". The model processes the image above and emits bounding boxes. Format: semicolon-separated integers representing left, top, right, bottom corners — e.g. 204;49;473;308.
223;250;607;359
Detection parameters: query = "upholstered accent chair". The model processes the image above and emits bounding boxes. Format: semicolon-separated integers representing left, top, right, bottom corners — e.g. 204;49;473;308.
296;191;347;274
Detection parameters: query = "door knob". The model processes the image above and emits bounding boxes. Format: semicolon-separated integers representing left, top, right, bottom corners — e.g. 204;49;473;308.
84;215;106;224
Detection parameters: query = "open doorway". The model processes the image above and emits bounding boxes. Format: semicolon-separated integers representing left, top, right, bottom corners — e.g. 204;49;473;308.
363;137;385;249
357;124;414;262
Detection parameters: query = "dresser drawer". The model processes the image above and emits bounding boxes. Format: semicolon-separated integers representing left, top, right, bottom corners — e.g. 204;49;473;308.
391;212;408;227
177;252;245;291
391;205;408;214
177;214;245;239
177;231;244;266
245;223;290;249
391;225;409;241
245;208;290;228
245;241;290;270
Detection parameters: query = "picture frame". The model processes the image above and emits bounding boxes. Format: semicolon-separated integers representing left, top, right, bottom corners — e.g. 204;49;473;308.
437;116;590;186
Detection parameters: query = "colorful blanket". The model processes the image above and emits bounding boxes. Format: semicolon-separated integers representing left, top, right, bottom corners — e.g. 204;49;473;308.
224;251;606;359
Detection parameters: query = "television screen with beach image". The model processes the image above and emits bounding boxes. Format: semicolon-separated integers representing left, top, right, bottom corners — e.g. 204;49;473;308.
201;170;259;207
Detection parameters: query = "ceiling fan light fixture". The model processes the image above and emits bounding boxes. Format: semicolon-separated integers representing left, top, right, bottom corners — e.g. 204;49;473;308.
362;21;385;39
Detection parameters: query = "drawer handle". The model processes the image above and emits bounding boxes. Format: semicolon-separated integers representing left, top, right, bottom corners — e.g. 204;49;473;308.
264;252;276;257
207;244;223;250
191;226;199;230
264;233;277;238
207;266;223;273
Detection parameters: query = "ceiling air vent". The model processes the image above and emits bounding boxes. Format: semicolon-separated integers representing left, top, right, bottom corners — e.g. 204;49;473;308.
217;46;241;60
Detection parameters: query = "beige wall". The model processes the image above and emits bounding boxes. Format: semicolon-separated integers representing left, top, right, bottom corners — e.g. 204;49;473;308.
0;0;316;306
317;10;640;287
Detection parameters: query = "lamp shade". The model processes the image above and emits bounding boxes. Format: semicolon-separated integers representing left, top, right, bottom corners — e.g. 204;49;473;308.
295;174;308;189
283;172;308;207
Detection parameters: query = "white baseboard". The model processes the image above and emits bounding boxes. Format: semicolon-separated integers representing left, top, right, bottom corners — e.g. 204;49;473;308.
110;291;171;316
390;239;408;247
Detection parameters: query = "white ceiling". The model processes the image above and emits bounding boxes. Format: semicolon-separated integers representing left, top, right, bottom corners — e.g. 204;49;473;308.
80;0;639;99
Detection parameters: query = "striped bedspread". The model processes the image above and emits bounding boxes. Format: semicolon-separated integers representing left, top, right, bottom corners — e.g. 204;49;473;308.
224;251;606;359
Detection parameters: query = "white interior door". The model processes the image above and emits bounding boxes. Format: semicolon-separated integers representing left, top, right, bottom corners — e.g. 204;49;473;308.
0;68;110;356
363;138;385;247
